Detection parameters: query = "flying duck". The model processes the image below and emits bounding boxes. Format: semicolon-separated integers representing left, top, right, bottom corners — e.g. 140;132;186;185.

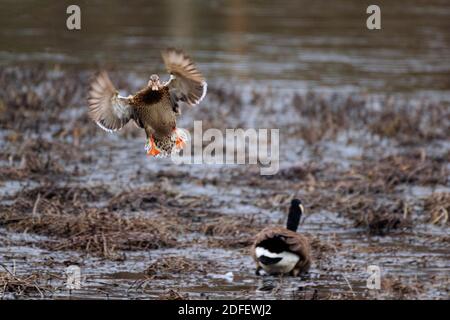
88;48;207;157
252;199;311;276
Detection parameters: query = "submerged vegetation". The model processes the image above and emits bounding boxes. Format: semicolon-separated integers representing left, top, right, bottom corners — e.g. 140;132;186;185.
0;65;448;299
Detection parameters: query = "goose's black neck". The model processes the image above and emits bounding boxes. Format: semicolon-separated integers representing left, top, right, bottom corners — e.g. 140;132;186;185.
286;199;303;232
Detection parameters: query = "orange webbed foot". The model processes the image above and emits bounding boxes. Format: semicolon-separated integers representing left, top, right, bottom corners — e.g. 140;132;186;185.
145;136;161;156
172;128;188;151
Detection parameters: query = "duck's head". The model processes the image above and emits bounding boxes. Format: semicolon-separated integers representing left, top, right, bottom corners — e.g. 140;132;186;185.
148;74;162;91
287;199;304;232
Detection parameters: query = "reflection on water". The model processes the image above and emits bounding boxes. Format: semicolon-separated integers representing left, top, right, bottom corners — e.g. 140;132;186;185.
1;0;449;93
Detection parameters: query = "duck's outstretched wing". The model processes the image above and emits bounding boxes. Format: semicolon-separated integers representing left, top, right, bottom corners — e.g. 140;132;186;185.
161;48;207;107
88;71;134;132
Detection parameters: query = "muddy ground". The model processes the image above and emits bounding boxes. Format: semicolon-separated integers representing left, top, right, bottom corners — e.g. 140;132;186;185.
0;65;448;300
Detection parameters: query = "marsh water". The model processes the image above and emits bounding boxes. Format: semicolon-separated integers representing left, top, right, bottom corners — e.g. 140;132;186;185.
1;0;450;94
0;0;449;299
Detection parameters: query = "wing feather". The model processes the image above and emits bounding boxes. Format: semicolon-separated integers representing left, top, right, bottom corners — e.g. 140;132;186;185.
88;71;133;132
161;48;207;107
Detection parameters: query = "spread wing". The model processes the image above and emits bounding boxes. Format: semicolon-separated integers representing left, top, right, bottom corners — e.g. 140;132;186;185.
161;48;207;107
88;71;134;132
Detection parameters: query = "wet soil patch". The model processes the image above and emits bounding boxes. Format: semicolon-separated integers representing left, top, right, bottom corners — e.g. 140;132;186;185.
0;65;448;299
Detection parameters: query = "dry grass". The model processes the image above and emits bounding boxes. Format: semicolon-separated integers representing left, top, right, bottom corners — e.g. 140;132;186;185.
382;276;425;299
0;66;88;137
0;137;92;181
108;187;173;212
158;289;189;300
0;185;178;258
291;92;449;145
200;216;260;249
356;153;448;188
0;264;56;298
0;207;176;259
368;101;449;145
0;65;448;299
201;216;257;236
354;210;408;235
292;92;367;144
274;162;322;182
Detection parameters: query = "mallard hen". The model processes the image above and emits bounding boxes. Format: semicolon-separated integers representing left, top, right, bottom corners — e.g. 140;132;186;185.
88;48;207;157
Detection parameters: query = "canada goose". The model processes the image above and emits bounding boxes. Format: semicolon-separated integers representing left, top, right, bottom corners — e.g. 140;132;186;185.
88;48;207;157
252;199;311;276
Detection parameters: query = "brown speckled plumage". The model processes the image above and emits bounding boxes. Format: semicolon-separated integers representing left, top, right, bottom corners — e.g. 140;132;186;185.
87;48;207;156
251;199;311;276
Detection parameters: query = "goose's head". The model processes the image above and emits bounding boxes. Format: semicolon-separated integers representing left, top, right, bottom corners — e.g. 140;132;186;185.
290;199;304;215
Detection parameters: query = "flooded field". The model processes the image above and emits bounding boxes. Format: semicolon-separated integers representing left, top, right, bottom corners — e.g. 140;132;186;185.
0;0;449;299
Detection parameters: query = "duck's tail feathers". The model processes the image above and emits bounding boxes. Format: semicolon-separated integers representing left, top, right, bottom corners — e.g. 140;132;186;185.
145;128;189;158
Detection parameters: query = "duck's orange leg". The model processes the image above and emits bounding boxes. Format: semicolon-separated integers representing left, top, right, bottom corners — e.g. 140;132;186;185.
145;135;160;156
172;128;188;150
